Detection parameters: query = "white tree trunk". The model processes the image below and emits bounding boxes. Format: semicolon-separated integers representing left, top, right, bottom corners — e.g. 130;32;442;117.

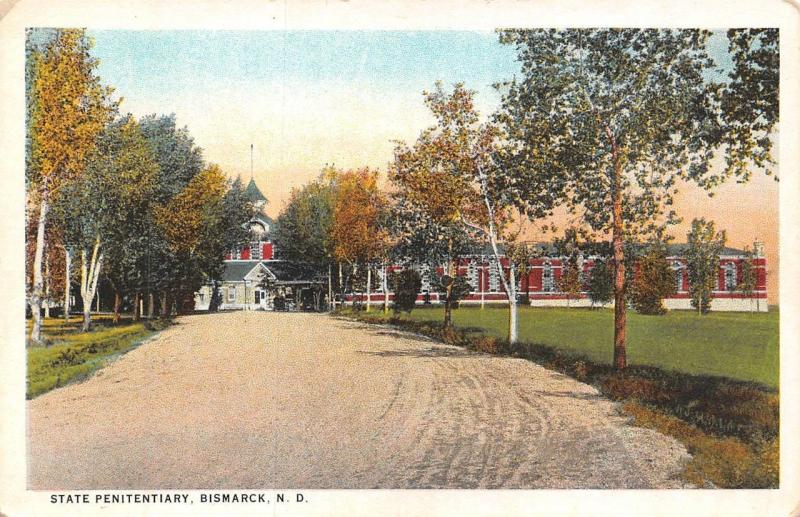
366;266;372;312
29;196;48;344
80;237;104;332
383;264;389;314
508;264;518;345
44;257;51;318
328;263;333;311
473;164;519;344
63;246;71;322
480;259;485;309
339;262;343;307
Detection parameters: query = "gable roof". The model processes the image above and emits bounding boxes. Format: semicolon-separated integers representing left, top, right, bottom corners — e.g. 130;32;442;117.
220;260;323;284
221;261;262;282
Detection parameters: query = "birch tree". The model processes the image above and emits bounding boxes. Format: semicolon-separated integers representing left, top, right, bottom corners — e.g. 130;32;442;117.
392;83;562;343
56;117;158;331
26;29;115;342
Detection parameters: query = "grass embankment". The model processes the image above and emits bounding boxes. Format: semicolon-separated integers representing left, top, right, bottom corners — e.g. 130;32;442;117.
338;306;779;488
27;316;171;399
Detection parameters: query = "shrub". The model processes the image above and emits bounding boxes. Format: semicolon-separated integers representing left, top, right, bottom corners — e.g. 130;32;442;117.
434;274;472;307
588;260;613;307
472;335;499;354
630;244;676;315
390;269;421;313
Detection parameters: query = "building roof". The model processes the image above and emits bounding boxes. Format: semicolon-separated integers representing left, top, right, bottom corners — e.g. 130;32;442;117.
221;261;262;282
252;212;274;227
221;260;323;284
663;243;746;256
244;178;268;203
462;241;746;258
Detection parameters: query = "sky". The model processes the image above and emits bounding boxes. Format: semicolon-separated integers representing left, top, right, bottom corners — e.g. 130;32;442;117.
87;30;779;302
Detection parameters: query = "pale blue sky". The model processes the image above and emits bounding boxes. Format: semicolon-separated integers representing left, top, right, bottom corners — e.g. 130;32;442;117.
86;30;734;215
87;30;524;207
90;30;521;100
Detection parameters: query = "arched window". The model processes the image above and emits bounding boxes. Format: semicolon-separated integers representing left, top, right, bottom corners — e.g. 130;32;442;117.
542;261;554;292
672;261;684;292
724;263;737;291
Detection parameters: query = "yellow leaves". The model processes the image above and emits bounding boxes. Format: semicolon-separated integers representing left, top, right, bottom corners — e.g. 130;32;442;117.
29;29;115;191
330;167;389;263
154;164;227;254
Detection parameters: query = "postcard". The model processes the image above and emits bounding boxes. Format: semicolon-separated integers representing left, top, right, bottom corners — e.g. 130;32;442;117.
1;0;798;515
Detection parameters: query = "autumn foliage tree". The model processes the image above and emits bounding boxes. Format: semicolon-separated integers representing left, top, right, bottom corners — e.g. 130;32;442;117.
330;168;390;312
153;164;229;313
26;29;116;342
391;83;555;343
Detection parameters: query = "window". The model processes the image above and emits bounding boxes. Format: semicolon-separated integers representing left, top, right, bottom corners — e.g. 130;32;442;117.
468;261;479;292
376;267;385;292
250;242;261;260
672;262;684;292
724;263;737;290
228;286;236;302
489;260;500;293
542;262;554;292
420;264;431;293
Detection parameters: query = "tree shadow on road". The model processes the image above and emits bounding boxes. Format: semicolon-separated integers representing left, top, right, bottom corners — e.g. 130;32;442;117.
357;346;481;359
528;390;606;401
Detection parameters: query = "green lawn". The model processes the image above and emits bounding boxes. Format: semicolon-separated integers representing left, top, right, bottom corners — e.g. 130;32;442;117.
362;306;779;388
27;316;170;399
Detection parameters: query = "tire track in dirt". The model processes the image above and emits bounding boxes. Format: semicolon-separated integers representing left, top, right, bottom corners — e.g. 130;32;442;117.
27;312;690;489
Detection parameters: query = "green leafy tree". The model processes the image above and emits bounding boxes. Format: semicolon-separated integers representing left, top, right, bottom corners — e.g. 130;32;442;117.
139;113;205;315
497;29;778;368
737;245;759;312
274;169;339;305
558;259;583;308
685;218;726;315
54;117;157;331
630;244;677;315
718;29;779;180
588;259;613;308
390;269;422;313
434;274;472;310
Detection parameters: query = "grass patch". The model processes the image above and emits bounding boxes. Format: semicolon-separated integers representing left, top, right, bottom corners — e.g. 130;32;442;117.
338;306;779;488
27;316;171;399
343;306;778;387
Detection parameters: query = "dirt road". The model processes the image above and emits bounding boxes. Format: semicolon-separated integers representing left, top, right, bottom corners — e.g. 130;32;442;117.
28;312;690;489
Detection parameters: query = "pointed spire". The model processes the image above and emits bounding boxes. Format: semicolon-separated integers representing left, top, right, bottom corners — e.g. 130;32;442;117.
250;143;254;182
